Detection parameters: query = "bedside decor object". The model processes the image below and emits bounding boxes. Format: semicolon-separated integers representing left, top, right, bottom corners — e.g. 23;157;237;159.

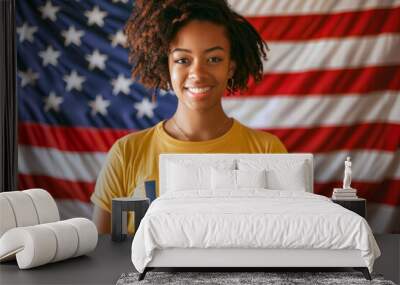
332;188;358;199
332;157;358;199
112;197;150;242
332;198;366;218
343;156;352;189
144;180;157;203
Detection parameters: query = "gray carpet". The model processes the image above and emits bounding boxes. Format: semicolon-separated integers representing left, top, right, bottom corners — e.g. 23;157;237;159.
116;271;396;285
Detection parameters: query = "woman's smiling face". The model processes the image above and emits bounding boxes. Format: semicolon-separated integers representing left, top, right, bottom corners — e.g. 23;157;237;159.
168;20;236;112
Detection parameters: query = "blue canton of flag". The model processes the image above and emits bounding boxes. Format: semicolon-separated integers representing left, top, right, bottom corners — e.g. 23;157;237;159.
17;0;177;131
16;0;177;219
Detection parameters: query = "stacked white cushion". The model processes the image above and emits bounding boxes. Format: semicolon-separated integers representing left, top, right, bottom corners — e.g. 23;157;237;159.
0;218;98;269
238;159;308;191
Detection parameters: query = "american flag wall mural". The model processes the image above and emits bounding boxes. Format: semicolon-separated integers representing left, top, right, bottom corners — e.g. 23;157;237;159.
16;0;399;233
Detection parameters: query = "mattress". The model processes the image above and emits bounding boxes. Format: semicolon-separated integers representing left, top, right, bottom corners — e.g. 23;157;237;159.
131;190;380;273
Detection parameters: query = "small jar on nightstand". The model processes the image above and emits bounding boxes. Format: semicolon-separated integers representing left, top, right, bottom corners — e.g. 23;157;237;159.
111;197;150;242
331;198;366;218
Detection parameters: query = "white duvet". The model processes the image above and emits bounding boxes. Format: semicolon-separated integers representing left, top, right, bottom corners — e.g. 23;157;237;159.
131;190;380;273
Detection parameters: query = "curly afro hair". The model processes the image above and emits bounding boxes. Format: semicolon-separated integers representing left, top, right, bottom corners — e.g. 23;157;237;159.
124;0;268;93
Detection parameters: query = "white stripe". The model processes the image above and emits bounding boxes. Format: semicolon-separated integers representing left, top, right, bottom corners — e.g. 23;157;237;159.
229;0;400;16
223;91;400;128
56;199;93;220
18;146;399;183
264;34;400;73
367;203;400;233
314;150;400;183
18;146;106;182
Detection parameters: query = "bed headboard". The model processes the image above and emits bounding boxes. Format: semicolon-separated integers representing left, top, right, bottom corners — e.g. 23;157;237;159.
159;153;313;195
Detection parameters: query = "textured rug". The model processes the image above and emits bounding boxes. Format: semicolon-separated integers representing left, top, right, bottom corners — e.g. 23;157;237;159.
116;271;396;285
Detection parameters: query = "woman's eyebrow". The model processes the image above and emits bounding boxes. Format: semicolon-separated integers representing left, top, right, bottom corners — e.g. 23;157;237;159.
171;48;191;54
170;46;225;54
204;46;224;53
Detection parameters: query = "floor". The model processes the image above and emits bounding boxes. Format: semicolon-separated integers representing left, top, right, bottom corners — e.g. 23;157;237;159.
373;234;400;284
0;234;398;284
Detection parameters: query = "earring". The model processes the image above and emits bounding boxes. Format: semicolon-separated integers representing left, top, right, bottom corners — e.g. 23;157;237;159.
228;78;234;96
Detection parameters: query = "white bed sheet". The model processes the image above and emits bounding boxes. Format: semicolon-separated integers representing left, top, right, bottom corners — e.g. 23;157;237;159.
131;190;380;273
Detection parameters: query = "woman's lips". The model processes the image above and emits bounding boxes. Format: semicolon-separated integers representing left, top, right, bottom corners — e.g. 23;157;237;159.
185;86;212;99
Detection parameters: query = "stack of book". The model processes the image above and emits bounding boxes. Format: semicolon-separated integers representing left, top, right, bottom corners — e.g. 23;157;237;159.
332;188;358;200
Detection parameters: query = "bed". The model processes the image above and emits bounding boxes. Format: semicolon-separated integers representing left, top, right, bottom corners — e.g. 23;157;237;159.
131;154;381;281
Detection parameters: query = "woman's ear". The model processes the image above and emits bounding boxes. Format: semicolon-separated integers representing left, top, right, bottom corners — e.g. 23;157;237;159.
228;60;236;78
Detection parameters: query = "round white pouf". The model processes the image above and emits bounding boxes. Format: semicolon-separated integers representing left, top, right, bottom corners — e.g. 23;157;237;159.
0;226;57;269
0;219;98;269
42;221;79;262
63;218;98;257
0;192;39;227
0;196;17;238
24;188;60;224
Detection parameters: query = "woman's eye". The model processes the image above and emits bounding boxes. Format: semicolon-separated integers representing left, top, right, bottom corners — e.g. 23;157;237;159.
175;58;189;64
208;57;222;63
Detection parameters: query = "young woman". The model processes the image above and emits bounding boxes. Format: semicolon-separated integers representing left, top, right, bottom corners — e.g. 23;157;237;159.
91;0;287;233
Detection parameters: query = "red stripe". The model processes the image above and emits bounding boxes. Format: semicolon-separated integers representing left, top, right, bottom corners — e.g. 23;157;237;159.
265;123;400;153
315;180;400;206
18;173;399;207
247;7;400;41
19;122;400;153
18;174;95;203
243;65;400;96
18;122;131;152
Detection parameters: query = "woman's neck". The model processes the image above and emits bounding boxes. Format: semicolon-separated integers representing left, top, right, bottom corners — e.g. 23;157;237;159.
165;104;233;141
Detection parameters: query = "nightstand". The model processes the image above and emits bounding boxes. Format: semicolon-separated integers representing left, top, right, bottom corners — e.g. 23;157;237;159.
331;198;366;218
111;197;150;242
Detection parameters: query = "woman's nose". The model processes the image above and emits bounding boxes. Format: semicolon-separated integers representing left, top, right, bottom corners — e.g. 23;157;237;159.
188;60;206;80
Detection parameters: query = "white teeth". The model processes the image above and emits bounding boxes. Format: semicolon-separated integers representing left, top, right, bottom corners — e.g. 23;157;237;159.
187;87;211;94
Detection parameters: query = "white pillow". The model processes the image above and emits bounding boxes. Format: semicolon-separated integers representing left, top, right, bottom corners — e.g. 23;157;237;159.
267;161;306;191
211;169;267;190
211;168;236;190
236;169;267;188
166;159;236;192
167;162;210;191
238;159;307;191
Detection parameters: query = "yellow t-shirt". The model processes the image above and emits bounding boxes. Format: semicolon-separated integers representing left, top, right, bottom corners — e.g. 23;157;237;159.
91;118;287;232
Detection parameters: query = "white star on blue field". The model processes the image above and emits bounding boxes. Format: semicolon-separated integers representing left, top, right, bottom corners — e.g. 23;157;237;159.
17;0;177;130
